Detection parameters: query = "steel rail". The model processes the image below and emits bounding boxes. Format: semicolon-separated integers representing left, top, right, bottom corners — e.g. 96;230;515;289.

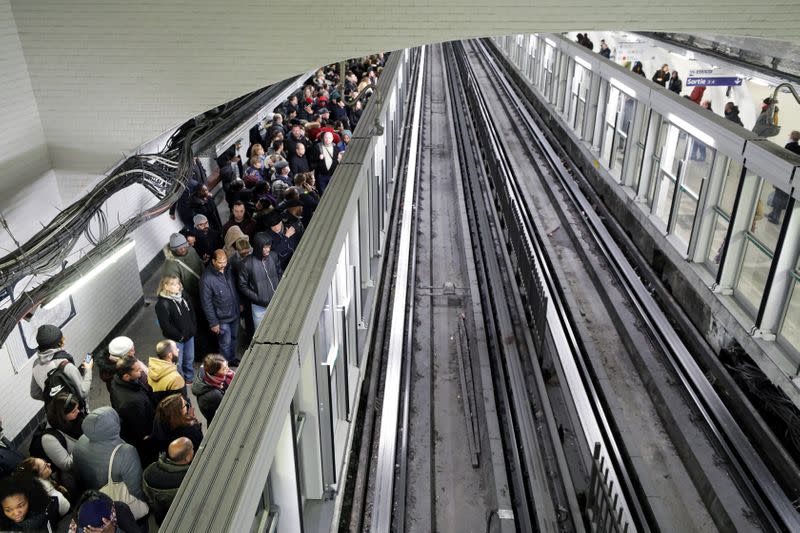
369;44;426;533
456;39;654;532
475;36;800;532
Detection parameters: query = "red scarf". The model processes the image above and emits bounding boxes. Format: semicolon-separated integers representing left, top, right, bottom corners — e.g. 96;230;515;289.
203;369;234;390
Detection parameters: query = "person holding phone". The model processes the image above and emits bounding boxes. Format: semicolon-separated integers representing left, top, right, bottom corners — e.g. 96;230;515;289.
30;325;93;413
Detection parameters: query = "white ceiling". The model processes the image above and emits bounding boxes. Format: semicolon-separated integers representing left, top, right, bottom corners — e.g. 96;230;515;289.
3;0;799;186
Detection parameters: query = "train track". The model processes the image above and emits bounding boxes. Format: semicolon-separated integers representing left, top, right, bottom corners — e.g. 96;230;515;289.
340;38;800;533
460;36;800;531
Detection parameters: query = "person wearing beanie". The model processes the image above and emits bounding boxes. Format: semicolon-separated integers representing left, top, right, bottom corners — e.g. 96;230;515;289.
190;211;223;264
163;232;204;302
29;324;93;412
96;336;149;393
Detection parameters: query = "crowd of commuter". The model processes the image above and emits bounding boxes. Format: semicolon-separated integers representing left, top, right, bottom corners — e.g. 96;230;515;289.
0;53;386;532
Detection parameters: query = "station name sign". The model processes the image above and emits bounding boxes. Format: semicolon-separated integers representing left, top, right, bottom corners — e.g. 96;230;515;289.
686;69;743;87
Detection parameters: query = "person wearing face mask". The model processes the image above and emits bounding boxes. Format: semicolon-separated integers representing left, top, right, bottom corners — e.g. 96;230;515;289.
0;473;58;531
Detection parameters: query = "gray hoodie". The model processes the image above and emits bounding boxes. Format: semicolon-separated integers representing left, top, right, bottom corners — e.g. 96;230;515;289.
30;348;92;404
73;406;144;499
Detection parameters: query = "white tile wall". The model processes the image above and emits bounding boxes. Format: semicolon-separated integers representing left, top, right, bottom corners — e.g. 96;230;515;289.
0;243;142;440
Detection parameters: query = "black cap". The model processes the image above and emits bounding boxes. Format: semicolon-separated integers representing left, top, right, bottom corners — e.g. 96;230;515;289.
36;324;63;350
282;199;303;209
264;210;284;227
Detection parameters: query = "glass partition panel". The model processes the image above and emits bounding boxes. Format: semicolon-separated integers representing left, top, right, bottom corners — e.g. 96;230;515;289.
719;159;742;215
749;178;781;251
673;190;698;252
705;213;729;274
683;142;714;195
780;276;800;353
734;237;773;313
654;175;676;225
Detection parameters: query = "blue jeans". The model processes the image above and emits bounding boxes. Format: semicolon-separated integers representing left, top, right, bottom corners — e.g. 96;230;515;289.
252;304;267;329
218;320;239;363
318;174;332;195
176;338;195;382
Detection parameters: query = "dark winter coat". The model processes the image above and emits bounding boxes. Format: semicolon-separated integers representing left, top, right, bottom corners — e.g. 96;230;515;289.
238;234;283;307
289;153;311;174
149;420;203;456
200;264;240;326
142;453;190;524
191;228;223;262
255;228;293;271
652;69;670;87
155;293;197;342
191;371;227;424
725;107;744;126
109;376;156;452
668;77;682;94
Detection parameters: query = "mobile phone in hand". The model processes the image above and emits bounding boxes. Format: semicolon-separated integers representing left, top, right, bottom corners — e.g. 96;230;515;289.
84;353;93;364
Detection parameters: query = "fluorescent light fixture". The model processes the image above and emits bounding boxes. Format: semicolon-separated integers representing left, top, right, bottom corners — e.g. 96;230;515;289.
545;38;556;47
609;77;636;98
43;240;136;309
575;56;592;70
668;113;716;148
749;76;771;87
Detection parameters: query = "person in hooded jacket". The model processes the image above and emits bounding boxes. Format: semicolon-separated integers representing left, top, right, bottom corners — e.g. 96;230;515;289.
0;472;59;531
238;234;283;328
191;355;235;425
222;225;248;260
73;407;145;499
154;275;197;383
108;358;156;463
148;340;187;405
254;210;296;272
30;324;93;413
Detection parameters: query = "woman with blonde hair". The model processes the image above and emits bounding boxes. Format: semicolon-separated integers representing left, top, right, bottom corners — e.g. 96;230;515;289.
154;275;197;383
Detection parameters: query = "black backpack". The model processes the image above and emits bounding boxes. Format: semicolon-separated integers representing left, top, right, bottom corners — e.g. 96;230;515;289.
0;438;24;477
27;422;67;468
42;359;83;406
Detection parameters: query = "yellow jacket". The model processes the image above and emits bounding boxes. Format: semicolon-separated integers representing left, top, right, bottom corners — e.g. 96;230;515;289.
147;357;185;392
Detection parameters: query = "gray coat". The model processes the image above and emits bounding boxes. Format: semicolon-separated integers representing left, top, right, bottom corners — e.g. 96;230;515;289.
73;406;144;499
30;348;92;405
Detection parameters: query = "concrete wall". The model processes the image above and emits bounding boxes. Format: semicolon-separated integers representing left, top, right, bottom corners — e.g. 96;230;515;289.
4;0;799;179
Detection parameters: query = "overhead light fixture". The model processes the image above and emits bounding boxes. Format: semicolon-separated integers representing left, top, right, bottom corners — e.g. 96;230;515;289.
749;76;772;87
43;240;136;310
668;113;716;148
